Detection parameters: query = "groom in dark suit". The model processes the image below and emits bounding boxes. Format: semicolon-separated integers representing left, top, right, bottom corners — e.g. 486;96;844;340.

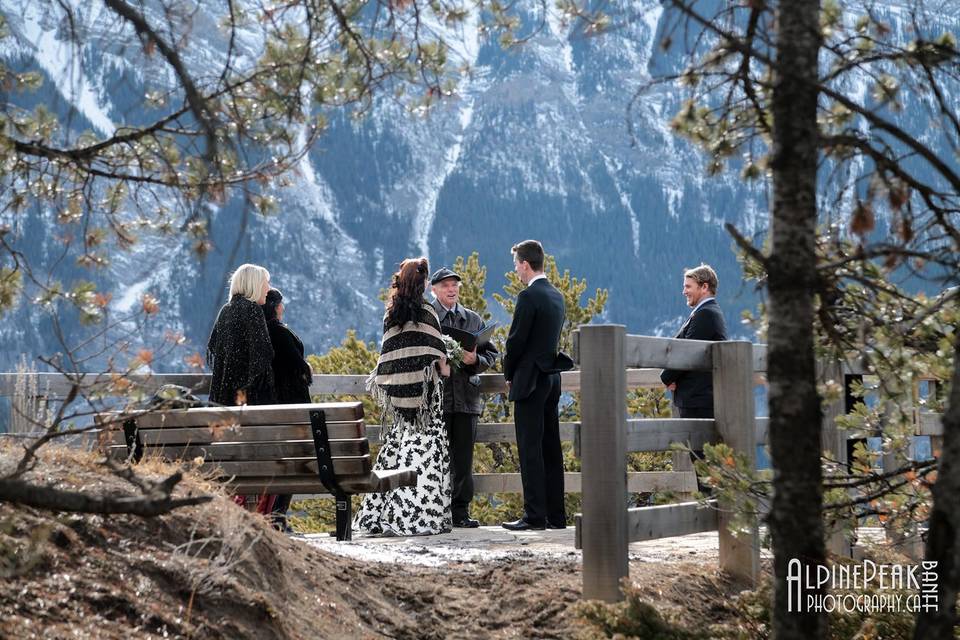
502;240;573;531
660;264;728;418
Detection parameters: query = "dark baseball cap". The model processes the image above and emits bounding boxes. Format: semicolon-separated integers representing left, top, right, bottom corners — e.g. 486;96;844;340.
430;267;462;285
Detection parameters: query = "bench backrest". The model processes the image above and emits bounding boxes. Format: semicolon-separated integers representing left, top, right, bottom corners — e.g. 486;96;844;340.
97;402;369;493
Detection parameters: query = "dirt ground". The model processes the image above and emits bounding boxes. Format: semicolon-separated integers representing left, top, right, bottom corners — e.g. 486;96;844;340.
0;443;746;639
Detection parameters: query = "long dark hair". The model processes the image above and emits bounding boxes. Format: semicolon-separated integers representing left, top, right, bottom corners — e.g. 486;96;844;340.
262;288;283;322
385;257;428;329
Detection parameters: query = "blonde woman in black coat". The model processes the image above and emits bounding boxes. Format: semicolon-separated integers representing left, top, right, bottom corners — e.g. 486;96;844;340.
206;263;276;406
261;288;313;530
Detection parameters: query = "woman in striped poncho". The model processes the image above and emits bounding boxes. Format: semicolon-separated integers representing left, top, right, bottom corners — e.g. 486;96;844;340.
354;257;453;536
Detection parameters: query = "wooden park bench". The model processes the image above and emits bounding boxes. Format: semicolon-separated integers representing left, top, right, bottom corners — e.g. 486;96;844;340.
96;402;416;540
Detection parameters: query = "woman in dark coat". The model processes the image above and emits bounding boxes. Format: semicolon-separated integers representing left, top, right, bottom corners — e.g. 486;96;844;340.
260;288;313;530
206;263;276;406
262;289;312;404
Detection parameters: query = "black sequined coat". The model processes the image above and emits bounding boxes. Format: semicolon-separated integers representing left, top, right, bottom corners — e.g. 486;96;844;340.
266;319;313;404
206;294;276;406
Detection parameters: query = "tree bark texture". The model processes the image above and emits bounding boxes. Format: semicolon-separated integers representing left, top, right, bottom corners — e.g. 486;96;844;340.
767;2;827;639
914;335;960;639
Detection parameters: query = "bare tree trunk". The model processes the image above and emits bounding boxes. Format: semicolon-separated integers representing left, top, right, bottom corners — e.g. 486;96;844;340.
914;336;960;638
767;2;826;639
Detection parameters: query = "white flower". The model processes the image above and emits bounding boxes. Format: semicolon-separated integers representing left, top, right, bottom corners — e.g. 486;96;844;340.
440;334;465;369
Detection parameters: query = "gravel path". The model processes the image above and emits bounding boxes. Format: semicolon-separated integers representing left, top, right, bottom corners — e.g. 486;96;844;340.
299;526;722;567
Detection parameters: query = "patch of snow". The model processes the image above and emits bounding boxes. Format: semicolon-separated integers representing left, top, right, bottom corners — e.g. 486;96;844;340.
601;152;641;256
113;279;151;314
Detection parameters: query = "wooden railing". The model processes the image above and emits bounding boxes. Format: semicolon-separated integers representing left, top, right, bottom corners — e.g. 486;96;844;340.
0;367;694;497
572;325;947;602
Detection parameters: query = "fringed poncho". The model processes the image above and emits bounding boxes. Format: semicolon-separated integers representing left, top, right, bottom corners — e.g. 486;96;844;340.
368;303;446;430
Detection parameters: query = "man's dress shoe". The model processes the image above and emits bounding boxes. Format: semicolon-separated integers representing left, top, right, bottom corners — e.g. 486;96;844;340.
546;521;567;530
453;517;480;528
501;518;546;531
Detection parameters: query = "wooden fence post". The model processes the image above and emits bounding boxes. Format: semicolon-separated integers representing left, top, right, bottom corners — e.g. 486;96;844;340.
580;324;628;602
712;341;759;585
819;360;852;557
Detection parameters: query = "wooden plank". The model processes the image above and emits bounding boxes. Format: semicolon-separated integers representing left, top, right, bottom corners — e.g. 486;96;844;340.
102;419;579;448
820;362;852;558
918;412;943;436
473;471;696;494
819;362;848;465
0;368;669;401
105;439;369;460
207;458;371;477
229;476;327;494
712;341;759;586
231;469;418;494
340;469;418;492
752;344;768;373
310;375;368;395
755;418;769;446
0;372;211;397
129;402;363;427
106;451;371;476
579;324;628;602
625;500;718;543
625;418;717;452
97;420;366;446
624;335;712;371
620;337;768;373
842;361;869;376
477;422;578;443
233;472;692;497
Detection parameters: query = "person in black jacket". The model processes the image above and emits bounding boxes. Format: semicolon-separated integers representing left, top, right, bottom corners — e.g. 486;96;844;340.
501;240;573;531
262;289;313;404
660;264;728;418
430;267;499;528
261;288;313;531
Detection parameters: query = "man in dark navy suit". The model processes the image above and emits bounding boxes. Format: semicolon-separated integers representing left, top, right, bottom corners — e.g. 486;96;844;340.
502;240;573;531
660;264;728;418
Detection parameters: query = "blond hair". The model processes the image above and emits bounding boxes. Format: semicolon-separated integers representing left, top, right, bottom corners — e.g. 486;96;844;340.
684;264;718;295
228;264;270;302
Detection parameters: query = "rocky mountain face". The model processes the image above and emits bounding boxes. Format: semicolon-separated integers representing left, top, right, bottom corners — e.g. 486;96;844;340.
0;1;954;371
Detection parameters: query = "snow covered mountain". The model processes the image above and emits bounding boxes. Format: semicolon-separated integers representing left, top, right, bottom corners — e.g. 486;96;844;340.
0;0;954;370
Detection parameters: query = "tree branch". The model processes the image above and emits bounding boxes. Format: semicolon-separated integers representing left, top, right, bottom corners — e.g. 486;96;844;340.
0;473;212;516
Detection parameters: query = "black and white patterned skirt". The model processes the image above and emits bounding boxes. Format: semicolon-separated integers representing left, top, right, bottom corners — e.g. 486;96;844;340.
353;381;452;536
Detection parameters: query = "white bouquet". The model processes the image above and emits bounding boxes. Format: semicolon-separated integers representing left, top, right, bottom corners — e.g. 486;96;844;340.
440;334;464;369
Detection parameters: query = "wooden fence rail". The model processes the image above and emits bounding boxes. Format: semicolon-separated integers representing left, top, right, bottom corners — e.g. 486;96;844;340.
0;367;694;500
0;369;667;399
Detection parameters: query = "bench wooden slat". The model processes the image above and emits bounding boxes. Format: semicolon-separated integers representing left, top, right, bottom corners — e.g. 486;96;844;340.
104;439;369;460
205;457;372;477
227;475;327;493
124;402;363;428
96;421;366;446
227;469;417;494
103;450;372;476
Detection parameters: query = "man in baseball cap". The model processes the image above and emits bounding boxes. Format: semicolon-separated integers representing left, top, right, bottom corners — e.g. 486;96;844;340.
430;267;498;527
